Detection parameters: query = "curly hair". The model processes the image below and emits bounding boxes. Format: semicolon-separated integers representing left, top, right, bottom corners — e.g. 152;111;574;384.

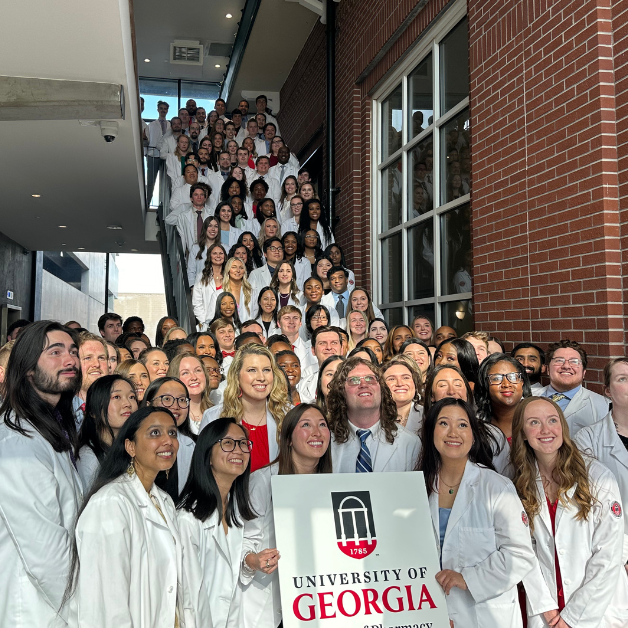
200;243;227;286
382;354;424;410
474;353;531;423
270;260;301;304
315;355;345;417
222;257;252;313
546;338;588;370
510;396;596;533
220;344;290;441
326;356;399;445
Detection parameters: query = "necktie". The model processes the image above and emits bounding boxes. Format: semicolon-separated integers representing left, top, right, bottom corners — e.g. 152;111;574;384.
192;141;198;152
356;429;373;473
336;294;345;318
196;211;203;239
280;164;286;183
159;119;166;134
550;392;568;403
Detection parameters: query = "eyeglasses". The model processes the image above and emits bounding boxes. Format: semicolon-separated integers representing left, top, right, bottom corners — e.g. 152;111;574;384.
219;438;253;453
291;202;303;207
304;234;318;239
205;366;223;375
311;315;328;322
153;394;191;408
550;357;582;367
488;373;523;385
347;375;378;387
267;246;283;252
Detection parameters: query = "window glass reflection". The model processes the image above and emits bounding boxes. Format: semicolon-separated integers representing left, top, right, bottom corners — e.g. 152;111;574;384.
408;136;434;218
440;204;471;296
408;54;433;140
383;308;404;327
439;18;469;115
441;300;473;336
381;85;403;161
408;220;434;300
381;159;402;230
440;110;470;203
382;234;403;303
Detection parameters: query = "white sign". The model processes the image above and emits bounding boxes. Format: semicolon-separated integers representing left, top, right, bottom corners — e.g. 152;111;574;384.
271;472;450;628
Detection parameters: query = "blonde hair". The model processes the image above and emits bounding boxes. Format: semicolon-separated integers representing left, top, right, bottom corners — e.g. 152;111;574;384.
347;310;369;351
163;326;188;345
78;331;108;355
510;396;595;532
221;344;290;441
223;257;252;313
0;340;15;370
258;217;282;248
462;331;489;350
167;352;212;412
175;134;191;157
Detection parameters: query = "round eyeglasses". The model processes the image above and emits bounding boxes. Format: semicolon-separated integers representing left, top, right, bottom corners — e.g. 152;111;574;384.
153;394;191;408
219;437;253;453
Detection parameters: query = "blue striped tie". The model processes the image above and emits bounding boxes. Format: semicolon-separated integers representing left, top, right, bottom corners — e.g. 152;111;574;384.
356;429;373;473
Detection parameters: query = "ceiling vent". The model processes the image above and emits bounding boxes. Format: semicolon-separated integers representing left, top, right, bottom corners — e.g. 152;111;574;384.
206;42;233;58
170;40;204;66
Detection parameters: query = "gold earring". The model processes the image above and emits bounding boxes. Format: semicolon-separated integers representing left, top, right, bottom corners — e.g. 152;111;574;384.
127;458;136;476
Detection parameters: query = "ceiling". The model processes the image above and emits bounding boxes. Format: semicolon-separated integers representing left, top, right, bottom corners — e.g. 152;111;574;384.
227;0;319;109
0;0;153;253
133;0;246;83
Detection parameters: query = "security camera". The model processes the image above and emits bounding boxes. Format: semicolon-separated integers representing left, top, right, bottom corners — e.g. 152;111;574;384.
99;121;119;143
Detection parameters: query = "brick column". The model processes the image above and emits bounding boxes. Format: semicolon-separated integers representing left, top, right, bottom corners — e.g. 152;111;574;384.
469;0;622;388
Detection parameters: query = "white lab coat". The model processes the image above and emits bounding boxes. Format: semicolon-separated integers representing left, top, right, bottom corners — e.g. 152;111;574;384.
254;315;280;340
331;420;420;472
179;506;254;628
269;162;298;184
298;301;340;341
246;172;281;205
522;459;628;628
575;412;628;560
68;473;185;628
192;277;220;325
188;244;209;287
147;118;170;157
403;405;423;435
158;130;178;159
322;292;383;320
533;385;610;432
431;461;537;628
166;152;187;183
200;404;279;462
218;226;243;251
165;203;212;257
241;464;282;628
290;335;316;371
248;264;273;291
177;433;195;495
0;416;83;628
77;444;100;490
298;370;319;404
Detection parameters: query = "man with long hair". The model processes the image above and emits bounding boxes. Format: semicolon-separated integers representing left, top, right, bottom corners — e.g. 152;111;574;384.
0;321;83;626
326;356;420;472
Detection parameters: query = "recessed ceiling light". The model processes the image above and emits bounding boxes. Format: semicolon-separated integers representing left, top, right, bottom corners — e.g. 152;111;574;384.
131;248;138;252
31;194;41;198
78;247;85;250
107;225;123;230
215;64;220;68
61;243;66;246
58;225;67;228
144;58;150;62
226;13;232;18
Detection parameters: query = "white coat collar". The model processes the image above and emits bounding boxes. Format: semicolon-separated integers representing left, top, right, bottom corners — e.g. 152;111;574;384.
533;461;576;532
605;411;628;469
126;473;175;531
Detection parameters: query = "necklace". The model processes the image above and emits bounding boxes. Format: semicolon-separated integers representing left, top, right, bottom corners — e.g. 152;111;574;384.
244;412;266;431
440;477;462;495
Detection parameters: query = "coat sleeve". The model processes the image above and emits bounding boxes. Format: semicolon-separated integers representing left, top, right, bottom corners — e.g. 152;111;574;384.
522;547;560;617
73;495;135;627
461;482;537;604
178;515;213;628
241;471;270;582
560;471;625;627
192;283;205;322
0;435;75;614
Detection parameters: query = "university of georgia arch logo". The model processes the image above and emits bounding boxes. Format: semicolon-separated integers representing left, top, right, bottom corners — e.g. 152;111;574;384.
331;491;377;559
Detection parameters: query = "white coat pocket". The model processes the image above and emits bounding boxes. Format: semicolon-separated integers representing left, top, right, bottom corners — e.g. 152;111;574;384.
458;527;496;567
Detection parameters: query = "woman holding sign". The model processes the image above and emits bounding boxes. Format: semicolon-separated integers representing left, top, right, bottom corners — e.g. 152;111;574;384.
511;396;628;628
242;404;333;628
418;397;536;627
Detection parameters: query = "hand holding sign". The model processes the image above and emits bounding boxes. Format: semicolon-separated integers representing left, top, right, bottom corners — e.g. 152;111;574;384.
246;548;281;574
435;569;467;595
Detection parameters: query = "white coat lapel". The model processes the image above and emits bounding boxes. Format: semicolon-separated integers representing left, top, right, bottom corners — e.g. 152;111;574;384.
533;469;553;533
373;426;399;471
605;415;628;471
428;488;440;551
266;408;279;461
444;460;477;534
564;388;586;419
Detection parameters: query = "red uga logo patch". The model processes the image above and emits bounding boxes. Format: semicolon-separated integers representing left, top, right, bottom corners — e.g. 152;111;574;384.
611;501;622;518
521;511;529;527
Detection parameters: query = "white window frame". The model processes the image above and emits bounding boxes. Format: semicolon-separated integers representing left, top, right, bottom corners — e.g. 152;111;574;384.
371;0;471;327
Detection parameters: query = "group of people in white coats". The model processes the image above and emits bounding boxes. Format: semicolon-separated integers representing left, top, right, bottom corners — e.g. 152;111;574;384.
2;318;628;628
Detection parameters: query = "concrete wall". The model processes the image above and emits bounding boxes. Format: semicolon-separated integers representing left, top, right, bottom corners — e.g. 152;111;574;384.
0;230;35;321
114;293;167;345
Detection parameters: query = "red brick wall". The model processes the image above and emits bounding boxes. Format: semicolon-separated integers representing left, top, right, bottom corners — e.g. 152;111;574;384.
279;0;626;389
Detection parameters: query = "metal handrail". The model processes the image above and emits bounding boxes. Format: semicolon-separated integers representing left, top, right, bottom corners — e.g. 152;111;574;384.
156;161;197;334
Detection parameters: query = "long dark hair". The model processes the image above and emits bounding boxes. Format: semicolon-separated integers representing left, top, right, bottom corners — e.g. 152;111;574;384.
474;353;531;423
305;304;331;336
254;286;279;323
237;231;264;269
187;330;223;366
215;200;237;228
208;291;243;331
220;176;247;201
435;337;480;387
0;320;80;454
299;199;333;243
177;417;256;525
282;230;304;261
273;404;333;474
80;375;136;461
416;398;495;496
423;364;473;415
65;406;177;604
155;316;178;347
315;355;345;417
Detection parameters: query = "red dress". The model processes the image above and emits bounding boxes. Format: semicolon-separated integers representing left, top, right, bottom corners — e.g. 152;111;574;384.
242;420;269;472
546;496;566;611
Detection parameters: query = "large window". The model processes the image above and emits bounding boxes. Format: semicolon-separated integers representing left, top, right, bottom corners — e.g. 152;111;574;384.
373;4;472;334
139;78;220;121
